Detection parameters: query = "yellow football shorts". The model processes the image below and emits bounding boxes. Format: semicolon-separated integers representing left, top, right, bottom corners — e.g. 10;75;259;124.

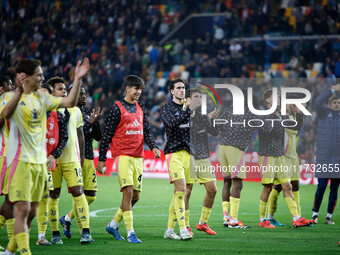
190;156;216;184
285;157;300;181
259;156;290;185
219;145;246;179
52;161;83;189
115;156;143;191
165;150;195;184
82;158;98;191
7;160;47;202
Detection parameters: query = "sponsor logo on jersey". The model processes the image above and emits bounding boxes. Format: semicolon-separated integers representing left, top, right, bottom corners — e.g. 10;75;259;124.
131;119;141;127
49;138;56;145
125;130;143;135
179;123;190;128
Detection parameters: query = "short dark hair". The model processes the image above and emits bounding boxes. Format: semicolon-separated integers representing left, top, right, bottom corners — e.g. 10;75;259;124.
41;83;53;94
0;75;10;88
169;78;185;91
123;75;145;89
186;88;201;98
46;76;65;89
15;58;41;76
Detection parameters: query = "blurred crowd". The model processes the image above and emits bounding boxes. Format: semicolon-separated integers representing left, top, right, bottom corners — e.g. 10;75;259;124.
0;0;339;159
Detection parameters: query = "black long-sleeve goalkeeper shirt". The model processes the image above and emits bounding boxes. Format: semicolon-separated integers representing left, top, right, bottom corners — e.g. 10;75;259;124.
161;101;190;154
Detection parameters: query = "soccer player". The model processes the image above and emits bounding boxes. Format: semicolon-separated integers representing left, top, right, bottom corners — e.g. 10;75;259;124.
96;75;160;243
60;85;102;238
312;85;340;224
185;88;218;235
161;79;195;240
45;77;92;245
0;75;14;251
35;83;69;246
258;89;310;228
219;90;271;228
267;98;304;226
0;57;89;255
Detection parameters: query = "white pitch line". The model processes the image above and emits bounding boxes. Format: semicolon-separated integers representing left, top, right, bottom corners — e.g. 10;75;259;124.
90;206;258;218
90;205;165;217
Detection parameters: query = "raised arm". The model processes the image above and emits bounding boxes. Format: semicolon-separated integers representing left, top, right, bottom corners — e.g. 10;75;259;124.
59;58;90;108
88;107;102;141
315;89;333;119
1;73;25;119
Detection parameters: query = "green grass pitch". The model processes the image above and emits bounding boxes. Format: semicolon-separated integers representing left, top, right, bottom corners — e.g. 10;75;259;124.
1;177;339;254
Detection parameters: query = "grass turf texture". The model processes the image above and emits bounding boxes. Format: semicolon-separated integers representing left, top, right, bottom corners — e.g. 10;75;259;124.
1;177;339;254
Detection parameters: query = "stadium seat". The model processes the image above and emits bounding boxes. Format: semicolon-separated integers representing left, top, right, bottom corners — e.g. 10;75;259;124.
157;78;167;88
181;71;190;80
179;65;186;72
162;71;169;78
310;70;319;78
249;70;255;78
271;63;279;71
313;62;323;73
278;63;286;71
156;71;164;78
264;63;271;70
284;7;293;17
305;70;312;78
159;5;166;15
171;65;180;73
289;15;296;27
282;70;290;78
169;72;177;79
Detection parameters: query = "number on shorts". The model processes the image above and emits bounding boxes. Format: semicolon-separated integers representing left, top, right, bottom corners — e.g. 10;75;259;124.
137;174;142;182
92;173;97;183
74;168;82;178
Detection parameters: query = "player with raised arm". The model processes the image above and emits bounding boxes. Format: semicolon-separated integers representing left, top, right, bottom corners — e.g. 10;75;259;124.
60;85;102;238
1;57;89;255
312;84;340;225
96;75;160;243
